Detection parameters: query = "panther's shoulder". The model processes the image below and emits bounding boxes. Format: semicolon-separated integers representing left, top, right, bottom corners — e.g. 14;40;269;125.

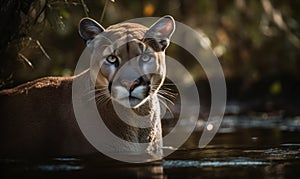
0;76;74;95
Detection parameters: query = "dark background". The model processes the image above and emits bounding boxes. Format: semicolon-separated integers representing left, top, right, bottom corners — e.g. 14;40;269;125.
1;0;300;116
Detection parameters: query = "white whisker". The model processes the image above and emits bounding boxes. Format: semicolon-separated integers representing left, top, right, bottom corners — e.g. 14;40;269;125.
159;98;174;118
86;87;108;95
95;94;109;104
158;94;175;105
158;90;177;99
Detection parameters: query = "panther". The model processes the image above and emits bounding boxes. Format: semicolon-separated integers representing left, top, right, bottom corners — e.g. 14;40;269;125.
0;16;175;157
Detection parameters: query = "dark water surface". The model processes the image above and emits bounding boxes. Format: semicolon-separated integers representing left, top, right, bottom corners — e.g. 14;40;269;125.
1;116;300;178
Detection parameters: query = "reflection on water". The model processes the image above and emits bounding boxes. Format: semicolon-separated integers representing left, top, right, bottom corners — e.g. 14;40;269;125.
1;116;300;178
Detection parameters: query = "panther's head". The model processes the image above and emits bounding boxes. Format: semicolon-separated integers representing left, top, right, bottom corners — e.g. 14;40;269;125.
79;16;175;108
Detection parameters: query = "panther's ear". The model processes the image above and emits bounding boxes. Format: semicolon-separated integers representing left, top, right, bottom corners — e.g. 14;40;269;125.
144;15;175;51
79;18;105;44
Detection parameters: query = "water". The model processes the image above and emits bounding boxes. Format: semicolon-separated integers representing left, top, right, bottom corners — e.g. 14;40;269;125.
1;116;300;178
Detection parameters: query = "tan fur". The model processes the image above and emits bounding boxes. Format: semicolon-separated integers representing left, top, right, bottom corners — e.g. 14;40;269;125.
0;75;97;156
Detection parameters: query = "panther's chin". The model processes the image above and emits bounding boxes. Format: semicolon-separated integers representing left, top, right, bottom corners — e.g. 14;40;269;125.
114;96;144;108
128;97;142;107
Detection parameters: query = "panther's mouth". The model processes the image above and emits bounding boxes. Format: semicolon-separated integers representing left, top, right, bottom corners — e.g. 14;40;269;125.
109;77;151;108
118;90;149;108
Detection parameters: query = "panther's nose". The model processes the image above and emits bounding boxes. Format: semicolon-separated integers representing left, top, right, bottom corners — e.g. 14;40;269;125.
121;79;140;91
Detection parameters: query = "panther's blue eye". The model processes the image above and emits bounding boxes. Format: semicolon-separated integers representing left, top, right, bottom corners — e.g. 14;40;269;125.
141;54;151;62
106;55;118;64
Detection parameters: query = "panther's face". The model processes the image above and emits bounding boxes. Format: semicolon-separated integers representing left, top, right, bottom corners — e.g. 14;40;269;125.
79;16;175;108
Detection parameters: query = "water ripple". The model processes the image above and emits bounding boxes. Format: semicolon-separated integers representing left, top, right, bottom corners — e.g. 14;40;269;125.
36;164;83;171
163;159;269;168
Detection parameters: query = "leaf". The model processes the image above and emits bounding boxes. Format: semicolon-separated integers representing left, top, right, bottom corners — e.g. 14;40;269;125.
18;53;34;68
143;3;155;16
35;40;51;60
269;81;282;95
